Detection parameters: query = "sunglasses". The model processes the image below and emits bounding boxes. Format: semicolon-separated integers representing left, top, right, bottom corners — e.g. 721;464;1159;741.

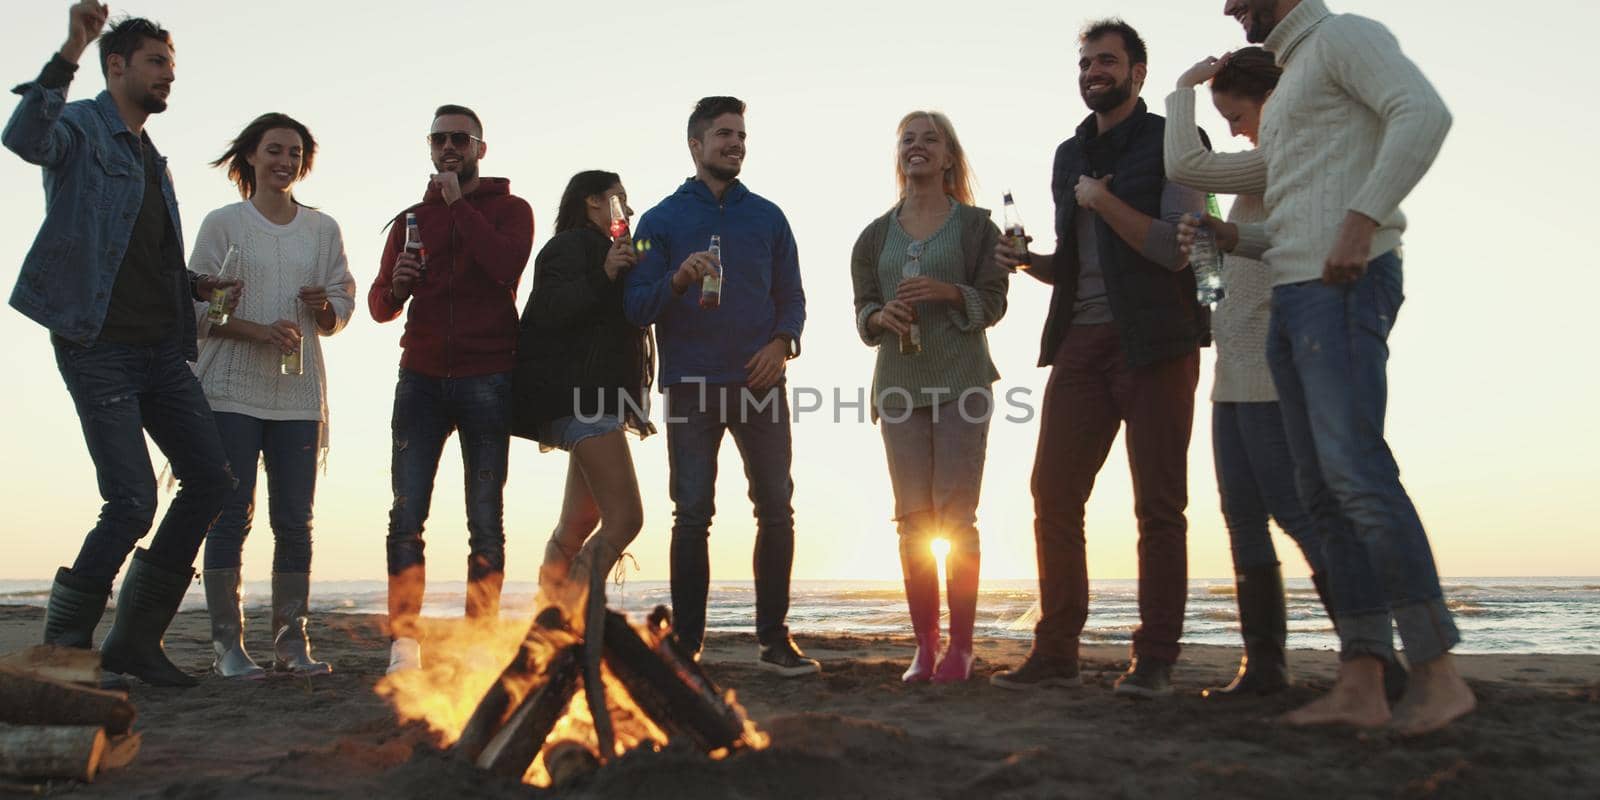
427;131;483;148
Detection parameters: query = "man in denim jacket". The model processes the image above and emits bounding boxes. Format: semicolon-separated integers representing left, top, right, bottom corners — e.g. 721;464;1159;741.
4;3;237;687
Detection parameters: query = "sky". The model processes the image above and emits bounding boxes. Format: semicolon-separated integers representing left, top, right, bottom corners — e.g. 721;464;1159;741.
1;0;1596;586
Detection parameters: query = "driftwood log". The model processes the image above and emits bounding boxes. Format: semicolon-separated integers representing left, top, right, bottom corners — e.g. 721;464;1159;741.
0;724;105;782
0;647;100;687
453;608;577;764
0;667;134;735
475;647;582;779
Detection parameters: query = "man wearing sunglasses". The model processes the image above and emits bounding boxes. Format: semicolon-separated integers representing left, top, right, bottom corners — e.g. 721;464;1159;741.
369;104;534;673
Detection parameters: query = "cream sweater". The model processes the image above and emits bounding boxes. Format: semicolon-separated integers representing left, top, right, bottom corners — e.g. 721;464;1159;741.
189;202;356;448
1164;90;1276;403
1172;0;1453;285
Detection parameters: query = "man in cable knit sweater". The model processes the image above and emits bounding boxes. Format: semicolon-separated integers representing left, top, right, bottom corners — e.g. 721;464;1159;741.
1180;0;1475;733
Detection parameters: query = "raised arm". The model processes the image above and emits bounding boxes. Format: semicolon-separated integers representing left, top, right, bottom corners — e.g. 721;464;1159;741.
3;4;108;168
449;194;534;287
1163;88;1268;195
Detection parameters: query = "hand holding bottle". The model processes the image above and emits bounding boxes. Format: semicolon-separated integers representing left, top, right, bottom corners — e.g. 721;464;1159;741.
259;319;302;355
603;238;638;280
1176;213;1239;258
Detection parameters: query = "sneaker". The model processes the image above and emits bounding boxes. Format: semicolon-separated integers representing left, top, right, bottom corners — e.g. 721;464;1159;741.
1112;657;1173;699
387;637;422;675
757;637;821;677
990;653;1081;690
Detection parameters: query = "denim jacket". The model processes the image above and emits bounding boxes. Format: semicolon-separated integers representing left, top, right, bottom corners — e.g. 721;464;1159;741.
4;62;194;357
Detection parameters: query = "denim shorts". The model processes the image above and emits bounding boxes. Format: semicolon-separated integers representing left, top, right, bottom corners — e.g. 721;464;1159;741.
541;414;624;452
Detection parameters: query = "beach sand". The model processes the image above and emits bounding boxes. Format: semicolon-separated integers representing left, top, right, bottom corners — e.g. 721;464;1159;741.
2;604;1596;798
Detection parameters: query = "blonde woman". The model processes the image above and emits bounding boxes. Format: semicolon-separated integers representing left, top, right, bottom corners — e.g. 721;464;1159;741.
850;111;1009;683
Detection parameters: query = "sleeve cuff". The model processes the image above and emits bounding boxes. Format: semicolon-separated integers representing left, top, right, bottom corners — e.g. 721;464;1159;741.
946;284;987;332
1234;223;1271;261
856;302;884;346
38;53;77;90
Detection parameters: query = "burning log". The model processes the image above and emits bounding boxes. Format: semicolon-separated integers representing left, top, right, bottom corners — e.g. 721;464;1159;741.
600;608;750;753
0;724;106;782
453;608;577;764
0;667;135;735
475;646;583;779
542;739;600;787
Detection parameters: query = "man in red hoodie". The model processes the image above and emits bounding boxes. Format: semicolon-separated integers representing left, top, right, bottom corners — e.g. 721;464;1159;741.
368;104;534;673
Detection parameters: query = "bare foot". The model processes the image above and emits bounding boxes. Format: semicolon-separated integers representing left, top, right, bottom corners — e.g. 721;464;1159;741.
1390;654;1476;736
1282;657;1391;728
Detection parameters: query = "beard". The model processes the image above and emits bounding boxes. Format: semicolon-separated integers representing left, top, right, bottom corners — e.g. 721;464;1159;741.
1245;0;1280;43
433;158;479;185
703;160;741;182
1082;76;1134;113
138;88;168;114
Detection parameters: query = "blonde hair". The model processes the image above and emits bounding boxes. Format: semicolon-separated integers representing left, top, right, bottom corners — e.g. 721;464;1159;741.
894;111;974;206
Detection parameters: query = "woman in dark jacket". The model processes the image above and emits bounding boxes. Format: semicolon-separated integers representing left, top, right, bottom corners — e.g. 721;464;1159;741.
513;170;654;604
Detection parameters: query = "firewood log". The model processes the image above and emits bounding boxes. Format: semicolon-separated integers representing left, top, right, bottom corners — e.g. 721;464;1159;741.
600;611;746;752
0;667;134;735
0;724;106;782
542;739;600;787
0;647;100;687
475;646;583;779
453;613;575;763
99;734;141;771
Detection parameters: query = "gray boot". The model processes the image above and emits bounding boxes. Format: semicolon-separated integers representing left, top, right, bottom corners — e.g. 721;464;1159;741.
203;569;267;680
271;573;331;676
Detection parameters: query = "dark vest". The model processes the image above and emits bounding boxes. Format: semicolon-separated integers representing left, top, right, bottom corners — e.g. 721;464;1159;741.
1040;99;1209;369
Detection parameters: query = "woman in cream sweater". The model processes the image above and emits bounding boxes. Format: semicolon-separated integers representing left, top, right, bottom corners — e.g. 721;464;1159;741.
189;113;356;679
1165;50;1329;698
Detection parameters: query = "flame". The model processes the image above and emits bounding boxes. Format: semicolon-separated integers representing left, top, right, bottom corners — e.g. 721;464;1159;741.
376;608;767;788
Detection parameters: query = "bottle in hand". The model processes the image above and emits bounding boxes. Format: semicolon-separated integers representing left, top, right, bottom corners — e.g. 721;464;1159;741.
1190;194;1226;307
1002;191;1032;270
207;245;239;325
608;195;630;239
404;211;427;285
700;235;723;309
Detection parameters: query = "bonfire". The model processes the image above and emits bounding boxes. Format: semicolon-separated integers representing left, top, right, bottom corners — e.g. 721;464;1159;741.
377;552;767;788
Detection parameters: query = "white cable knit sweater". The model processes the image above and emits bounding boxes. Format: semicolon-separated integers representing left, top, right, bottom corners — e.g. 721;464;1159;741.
1171;0;1453;285
189;202;356;449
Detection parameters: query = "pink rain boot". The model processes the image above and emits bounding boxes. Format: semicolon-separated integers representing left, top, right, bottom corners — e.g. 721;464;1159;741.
932;547;979;684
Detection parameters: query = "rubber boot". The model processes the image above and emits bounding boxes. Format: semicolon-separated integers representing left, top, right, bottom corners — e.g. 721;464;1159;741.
203;569;266;680
44;567;109;649
1204;563;1288;697
899;535;941;683
465;555;504;622
1313;572;1408;702
99;549;200;687
932;547;980;684
272;573;331;676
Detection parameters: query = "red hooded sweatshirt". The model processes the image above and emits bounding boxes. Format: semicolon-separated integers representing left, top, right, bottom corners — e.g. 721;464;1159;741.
369;177;534;378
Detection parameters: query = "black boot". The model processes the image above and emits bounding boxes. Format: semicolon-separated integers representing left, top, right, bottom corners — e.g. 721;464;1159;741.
44;567;109;648
1312;572;1408;702
99;550;200;688
1205;563;1289;698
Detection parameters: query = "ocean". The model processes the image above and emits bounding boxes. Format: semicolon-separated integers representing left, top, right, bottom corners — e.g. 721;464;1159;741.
2;577;1596;655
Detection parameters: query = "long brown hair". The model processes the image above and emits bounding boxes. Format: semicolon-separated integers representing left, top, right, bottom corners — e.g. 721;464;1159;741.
894;111;974;206
211;112;317;201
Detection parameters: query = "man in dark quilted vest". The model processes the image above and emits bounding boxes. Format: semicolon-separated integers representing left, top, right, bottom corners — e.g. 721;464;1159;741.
991;18;1208;698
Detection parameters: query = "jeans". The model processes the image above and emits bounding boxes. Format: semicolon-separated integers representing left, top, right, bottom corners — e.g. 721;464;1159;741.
385;369;512;578
664;382;795;650
1212;402;1326;575
1031;324;1198;664
52;337;233;592
203;412;321;573
879;392;992;556
1266;251;1459;664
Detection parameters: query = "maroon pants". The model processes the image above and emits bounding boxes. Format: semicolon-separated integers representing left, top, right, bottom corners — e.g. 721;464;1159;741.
1030;324;1198;664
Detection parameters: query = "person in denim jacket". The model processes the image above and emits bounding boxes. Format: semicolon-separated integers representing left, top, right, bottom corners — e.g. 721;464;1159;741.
3;4;239;687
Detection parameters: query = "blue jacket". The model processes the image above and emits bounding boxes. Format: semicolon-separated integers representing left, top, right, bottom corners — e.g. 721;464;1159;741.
624;179;804;389
4;62;194;357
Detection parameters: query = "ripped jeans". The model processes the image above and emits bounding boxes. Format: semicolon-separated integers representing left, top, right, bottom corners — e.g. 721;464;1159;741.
51;336;233;592
203;412;322;573
385;369;511;578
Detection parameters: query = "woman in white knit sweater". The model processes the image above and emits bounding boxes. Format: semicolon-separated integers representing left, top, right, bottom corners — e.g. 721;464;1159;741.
189;113;356;679
1165;50;1332;698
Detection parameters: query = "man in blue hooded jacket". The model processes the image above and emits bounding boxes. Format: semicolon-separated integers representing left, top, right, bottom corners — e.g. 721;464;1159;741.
625;95;816;676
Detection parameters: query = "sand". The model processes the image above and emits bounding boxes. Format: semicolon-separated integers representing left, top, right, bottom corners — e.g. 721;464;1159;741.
1;604;1596;799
